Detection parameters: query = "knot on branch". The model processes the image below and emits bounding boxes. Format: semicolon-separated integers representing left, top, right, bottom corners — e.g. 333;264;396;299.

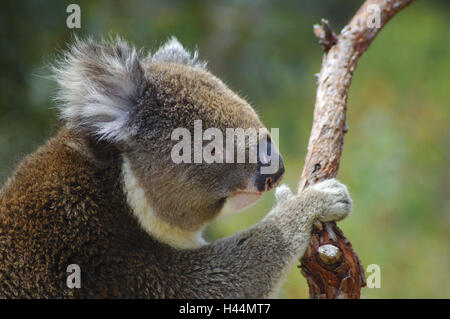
313;19;337;53
318;244;342;265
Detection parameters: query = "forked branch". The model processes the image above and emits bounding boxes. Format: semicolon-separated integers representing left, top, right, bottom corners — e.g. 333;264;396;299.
298;0;413;299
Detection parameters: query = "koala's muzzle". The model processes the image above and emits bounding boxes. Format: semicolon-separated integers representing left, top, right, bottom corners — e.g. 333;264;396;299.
255;139;285;192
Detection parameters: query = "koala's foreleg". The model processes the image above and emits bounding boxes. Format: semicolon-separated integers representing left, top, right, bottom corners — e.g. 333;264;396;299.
175;179;352;298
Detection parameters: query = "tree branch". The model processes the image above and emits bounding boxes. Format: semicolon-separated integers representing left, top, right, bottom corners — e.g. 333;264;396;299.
298;0;413;299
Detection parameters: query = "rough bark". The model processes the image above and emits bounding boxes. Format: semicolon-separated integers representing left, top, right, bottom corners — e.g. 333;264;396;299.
298;0;413;299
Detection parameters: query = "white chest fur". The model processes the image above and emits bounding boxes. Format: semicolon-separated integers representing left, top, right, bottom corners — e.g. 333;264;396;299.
121;156;205;249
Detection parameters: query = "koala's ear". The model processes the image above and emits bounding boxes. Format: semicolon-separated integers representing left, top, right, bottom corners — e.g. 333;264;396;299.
53;36;146;142
147;36;207;69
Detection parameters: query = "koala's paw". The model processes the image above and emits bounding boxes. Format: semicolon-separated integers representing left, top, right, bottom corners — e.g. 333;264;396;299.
275;184;293;203
310;179;352;222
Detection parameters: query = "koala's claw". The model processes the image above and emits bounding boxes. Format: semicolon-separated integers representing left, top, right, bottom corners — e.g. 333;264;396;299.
275;184;293;203
310;179;352;222
273;180;352;223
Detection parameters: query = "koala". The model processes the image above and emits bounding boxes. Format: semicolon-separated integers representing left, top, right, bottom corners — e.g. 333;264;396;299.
0;36;352;298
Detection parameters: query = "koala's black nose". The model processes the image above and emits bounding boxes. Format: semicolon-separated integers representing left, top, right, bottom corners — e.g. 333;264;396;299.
255;139;285;192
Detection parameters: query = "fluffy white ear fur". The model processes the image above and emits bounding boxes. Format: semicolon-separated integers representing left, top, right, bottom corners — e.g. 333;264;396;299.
53;36;205;141
148;36;207;69
53;36;146;141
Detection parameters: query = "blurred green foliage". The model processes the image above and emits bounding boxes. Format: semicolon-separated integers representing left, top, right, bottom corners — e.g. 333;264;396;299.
0;0;449;298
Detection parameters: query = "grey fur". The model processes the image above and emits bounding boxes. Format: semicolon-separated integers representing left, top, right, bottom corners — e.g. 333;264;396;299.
53;36;205;142
53;36;147;141
148;36;207;69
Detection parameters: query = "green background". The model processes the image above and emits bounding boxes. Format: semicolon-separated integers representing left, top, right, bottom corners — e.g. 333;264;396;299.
0;0;449;298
